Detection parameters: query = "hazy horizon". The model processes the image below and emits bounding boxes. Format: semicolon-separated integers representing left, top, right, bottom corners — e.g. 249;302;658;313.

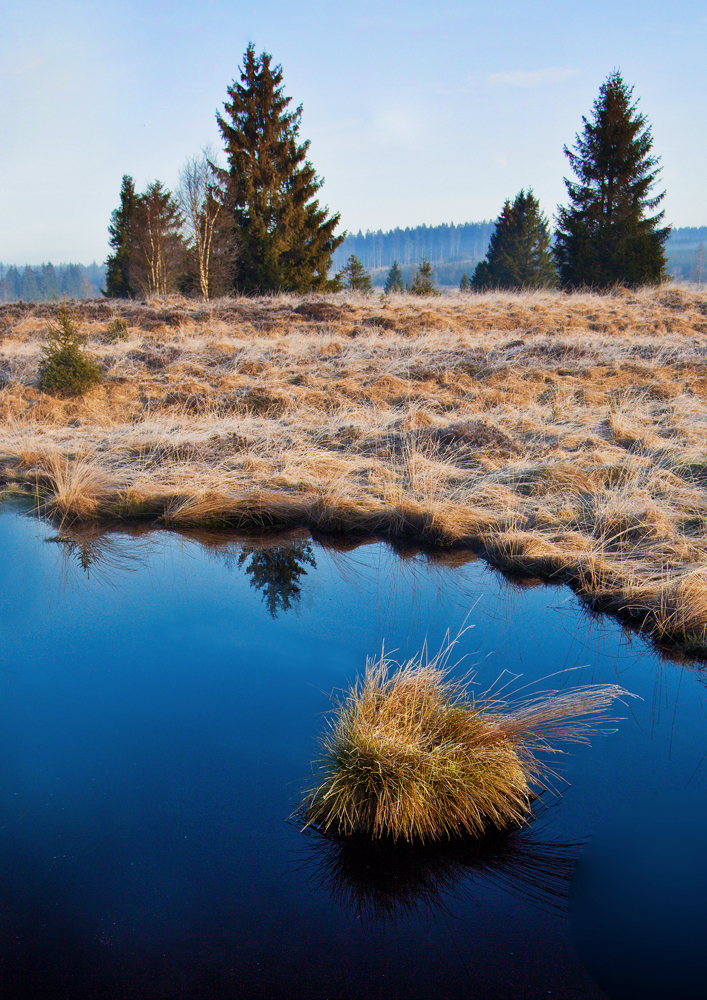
2;0;705;264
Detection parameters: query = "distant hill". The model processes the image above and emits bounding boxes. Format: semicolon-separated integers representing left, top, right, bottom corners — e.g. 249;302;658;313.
0;262;107;302
333;222;707;287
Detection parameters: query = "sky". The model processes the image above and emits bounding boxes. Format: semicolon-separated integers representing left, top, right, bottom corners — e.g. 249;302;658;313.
1;0;706;265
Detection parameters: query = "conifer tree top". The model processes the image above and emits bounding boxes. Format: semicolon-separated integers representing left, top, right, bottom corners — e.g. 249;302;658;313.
555;70;670;288
215;45;343;293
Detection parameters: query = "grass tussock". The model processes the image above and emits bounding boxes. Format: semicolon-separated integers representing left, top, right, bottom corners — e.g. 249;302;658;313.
38;451;117;524
303;639;628;842
3;287;707;652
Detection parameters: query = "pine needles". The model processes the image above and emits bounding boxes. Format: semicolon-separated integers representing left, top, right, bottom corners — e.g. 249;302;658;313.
303;638;629;842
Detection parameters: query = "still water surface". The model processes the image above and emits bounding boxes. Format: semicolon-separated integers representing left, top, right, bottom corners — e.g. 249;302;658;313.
1;501;706;999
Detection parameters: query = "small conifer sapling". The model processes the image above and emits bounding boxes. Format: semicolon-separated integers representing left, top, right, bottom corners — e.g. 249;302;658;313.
38;304;102;398
384;261;405;294
408;256;439;296
337;254;373;292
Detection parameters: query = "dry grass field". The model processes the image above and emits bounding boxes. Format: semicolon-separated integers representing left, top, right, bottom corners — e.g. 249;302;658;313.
2;286;707;654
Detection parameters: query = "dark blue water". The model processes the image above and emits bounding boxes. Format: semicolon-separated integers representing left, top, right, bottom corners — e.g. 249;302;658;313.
1;501;706;1000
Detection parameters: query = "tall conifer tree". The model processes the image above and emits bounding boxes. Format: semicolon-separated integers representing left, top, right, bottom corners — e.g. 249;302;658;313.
216;46;344;293
471;190;556;290
105;175;138;298
554;71;670;289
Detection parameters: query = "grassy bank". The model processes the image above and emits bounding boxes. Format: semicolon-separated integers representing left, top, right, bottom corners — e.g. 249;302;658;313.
2;287;707;653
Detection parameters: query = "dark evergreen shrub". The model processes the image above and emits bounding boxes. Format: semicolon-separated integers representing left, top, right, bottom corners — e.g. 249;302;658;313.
38;304;102;397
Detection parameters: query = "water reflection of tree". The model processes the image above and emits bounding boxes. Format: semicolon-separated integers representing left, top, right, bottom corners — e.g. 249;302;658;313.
297;820;582;924
238;542;316;617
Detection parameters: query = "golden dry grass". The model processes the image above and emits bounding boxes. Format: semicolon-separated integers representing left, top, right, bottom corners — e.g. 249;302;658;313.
302;639;627;841
2;286;707;650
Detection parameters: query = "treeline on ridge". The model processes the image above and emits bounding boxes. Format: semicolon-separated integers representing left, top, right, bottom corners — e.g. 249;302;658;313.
334;225;707;289
3;222;704;303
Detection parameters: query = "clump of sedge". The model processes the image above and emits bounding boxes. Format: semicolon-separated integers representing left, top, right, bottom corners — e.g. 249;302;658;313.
304;639;628;842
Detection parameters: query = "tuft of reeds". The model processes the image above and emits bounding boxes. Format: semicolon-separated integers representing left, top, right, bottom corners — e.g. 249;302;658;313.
38;451;117;524
303;638;629;842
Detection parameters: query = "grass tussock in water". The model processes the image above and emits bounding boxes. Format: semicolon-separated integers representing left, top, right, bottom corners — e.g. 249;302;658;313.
303;639;628;842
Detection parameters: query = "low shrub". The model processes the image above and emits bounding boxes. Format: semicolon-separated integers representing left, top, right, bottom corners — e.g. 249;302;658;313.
106;316;129;341
303;638;628;842
38;304;102;397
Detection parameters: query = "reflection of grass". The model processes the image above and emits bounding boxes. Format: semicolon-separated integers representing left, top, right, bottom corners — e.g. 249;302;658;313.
303;637;627;842
45;522;153;583
299;820;582;923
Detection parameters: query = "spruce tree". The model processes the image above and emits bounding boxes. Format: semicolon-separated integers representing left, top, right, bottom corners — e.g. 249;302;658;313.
337;254;372;292
384;260;404;294
216;45;344;294
105;175;138;298
408;256;439;295
38;303;102;397
459;272;470;292
554;71;670;289
471;190;556;291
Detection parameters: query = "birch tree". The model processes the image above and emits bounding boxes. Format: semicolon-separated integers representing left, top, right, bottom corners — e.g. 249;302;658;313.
177;149;224;301
130;181;184;297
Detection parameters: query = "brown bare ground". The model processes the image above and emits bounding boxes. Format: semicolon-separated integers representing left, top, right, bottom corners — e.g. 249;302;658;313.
2;286;707;653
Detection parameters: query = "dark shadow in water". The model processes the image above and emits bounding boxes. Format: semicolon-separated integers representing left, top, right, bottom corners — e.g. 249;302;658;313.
570;793;707;1000
296;815;583;925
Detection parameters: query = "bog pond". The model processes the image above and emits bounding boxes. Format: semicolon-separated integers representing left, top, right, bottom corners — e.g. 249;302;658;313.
1;500;707;1000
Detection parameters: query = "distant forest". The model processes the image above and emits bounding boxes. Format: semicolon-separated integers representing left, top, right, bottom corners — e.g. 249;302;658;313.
663;227;707;283
2;224;704;302
332;223;707;288
0;262;106;303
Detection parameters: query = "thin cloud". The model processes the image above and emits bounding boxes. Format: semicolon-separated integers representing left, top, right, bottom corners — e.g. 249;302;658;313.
373;108;422;148
0;51;47;76
488;67;579;87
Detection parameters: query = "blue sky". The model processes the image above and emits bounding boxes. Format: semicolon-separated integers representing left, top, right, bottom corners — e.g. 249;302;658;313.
2;0;705;264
